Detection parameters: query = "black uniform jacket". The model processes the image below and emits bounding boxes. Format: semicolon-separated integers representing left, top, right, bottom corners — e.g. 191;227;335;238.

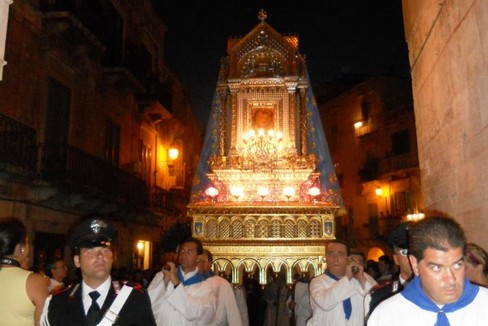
47;281;156;326
369;275;409;316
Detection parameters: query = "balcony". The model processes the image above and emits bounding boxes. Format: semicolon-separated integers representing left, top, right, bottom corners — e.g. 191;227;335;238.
359;152;419;182
378;152;419;175
353;118;377;137
0;113;37;172
149;186;175;213
42;142;148;210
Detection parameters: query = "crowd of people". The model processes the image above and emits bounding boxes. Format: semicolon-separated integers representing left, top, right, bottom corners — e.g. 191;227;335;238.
2;214;488;325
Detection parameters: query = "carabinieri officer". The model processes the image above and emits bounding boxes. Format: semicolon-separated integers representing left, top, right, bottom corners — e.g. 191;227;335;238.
41;218;156;326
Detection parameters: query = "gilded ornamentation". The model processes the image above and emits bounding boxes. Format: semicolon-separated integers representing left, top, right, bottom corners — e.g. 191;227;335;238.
188;11;344;287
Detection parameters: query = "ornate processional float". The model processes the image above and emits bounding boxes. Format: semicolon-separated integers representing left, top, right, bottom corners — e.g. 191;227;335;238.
188;10;344;287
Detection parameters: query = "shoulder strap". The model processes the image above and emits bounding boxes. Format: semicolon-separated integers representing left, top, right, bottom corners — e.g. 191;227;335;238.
97;285;133;326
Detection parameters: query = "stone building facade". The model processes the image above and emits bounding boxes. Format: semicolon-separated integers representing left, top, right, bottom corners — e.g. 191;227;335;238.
319;76;421;256
402;0;488;248
0;0;201;273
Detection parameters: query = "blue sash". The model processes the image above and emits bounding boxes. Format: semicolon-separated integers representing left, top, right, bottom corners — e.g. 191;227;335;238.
201;270;215;280
401;276;479;326
325;270;352;320
177;267;205;286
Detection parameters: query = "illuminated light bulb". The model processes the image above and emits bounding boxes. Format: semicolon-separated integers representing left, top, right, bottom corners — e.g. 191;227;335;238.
168;148;179;160
230;187;243;200
205;187;219;198
137;241;144;250
375;187;383;196
308;186;320;197
283;187;295;201
257;187;270;201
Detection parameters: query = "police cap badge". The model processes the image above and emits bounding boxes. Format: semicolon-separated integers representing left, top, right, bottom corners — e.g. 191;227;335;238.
69;218;118;252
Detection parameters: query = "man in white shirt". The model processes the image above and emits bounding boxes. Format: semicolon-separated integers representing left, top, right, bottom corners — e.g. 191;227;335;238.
308;240;375;326
288;274;312;326
148;237;216;325
368;216;488;325
198;249;244;326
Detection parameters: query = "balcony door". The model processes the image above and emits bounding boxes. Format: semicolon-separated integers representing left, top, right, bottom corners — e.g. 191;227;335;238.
44;78;71;175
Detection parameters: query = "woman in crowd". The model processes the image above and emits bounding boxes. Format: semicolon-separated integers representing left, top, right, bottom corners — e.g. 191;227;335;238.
0;217;49;326
465;242;488;287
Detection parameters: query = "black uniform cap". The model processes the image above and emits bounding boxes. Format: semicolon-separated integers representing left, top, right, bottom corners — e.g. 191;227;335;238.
69;218;117;251
386;222;411;249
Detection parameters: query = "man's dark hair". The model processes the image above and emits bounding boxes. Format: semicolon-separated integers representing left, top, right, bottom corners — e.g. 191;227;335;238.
180;237;203;255
378;255;392;268
46;258;64;278
202;249;213;261
327;239;350;256
409;216;466;261
349;250;365;262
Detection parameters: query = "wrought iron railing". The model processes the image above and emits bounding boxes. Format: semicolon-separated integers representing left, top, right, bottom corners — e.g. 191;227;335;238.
378;152;419;174
150;186;175;212
0;113;37;171
42;142;148;208
0;114;188;215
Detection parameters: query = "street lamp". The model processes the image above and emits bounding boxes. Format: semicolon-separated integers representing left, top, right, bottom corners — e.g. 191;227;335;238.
375;187;383;197
375;186;389;215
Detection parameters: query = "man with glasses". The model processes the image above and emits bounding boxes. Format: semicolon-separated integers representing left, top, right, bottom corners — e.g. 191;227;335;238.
46;258;68;293
366;222;413;318
148;237;216;325
41;218;156;326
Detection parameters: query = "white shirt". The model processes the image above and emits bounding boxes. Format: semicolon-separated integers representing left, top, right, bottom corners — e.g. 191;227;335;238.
233;286;249;326
294;280;312;326
48;278;63;293
205;275;243;326
148;270;216;326
307;273;375;326
368;286;488;325
81;277;112;314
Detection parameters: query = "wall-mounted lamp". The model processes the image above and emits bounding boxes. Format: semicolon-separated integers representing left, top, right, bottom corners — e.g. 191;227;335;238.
136;241;144;250
375;187;383;197
162;147;179;176
167;148;179;166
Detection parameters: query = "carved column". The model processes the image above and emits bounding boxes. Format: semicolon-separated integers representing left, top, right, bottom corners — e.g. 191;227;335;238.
287;86;297;155
217;87;228;156
299;87;308;155
228;85;239;156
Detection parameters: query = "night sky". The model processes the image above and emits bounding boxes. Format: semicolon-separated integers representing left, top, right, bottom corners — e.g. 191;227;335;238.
150;1;410;129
